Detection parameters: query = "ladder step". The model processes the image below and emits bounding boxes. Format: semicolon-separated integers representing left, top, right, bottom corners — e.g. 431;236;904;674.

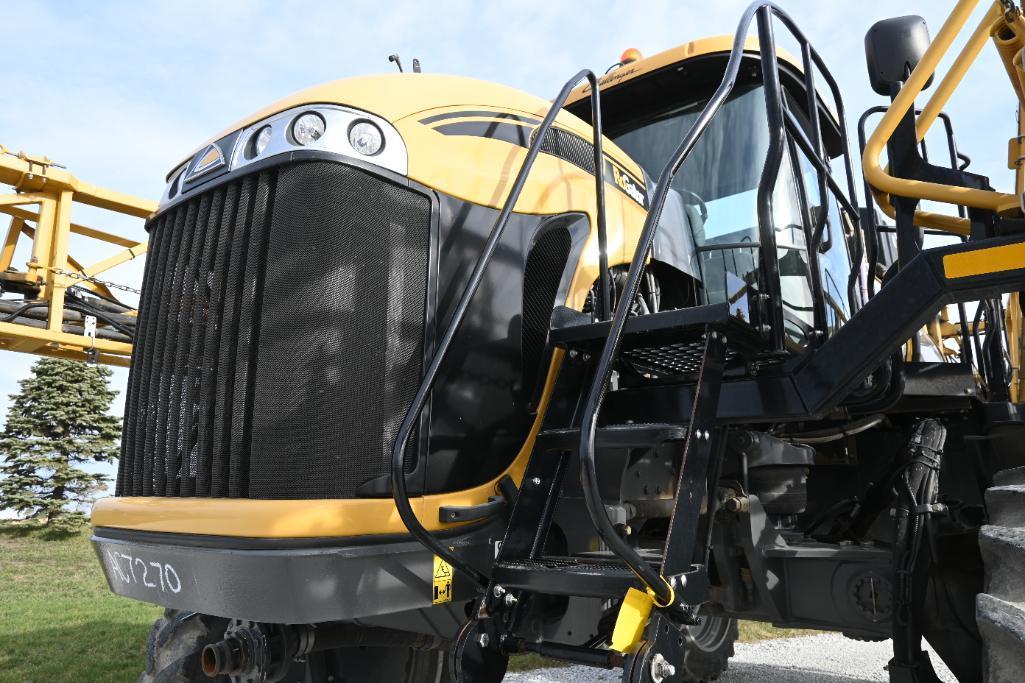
550;303;730;353
537;422;688;452
491;556;653;598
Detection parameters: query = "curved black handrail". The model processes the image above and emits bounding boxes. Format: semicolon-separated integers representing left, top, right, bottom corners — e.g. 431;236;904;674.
391;70;610;588
576;1;861;605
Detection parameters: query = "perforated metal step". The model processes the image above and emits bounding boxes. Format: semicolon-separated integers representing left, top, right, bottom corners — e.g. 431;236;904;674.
536;423;688;452
491;556;651;598
549;303;729;352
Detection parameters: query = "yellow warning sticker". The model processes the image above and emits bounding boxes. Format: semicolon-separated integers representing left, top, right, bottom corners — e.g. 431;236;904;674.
433;555;453;605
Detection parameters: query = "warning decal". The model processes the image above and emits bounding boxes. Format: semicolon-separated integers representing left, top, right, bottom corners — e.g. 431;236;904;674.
433;555;453;605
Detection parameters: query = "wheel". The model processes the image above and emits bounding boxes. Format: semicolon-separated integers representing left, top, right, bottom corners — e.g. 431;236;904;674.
977;467;1025;682
139;610;449;683
139;610;230;682
679;615;737;682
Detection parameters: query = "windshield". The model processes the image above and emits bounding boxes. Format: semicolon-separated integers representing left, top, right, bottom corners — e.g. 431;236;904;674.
610;83;818;350
611;84;772;248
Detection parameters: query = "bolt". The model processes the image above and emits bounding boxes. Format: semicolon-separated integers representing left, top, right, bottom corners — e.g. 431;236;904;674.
504;593;518;607
669;574;687;590
531;477;542;486
493;585;506;598
569;350;579;359
650;653;676;683
477;633;490;649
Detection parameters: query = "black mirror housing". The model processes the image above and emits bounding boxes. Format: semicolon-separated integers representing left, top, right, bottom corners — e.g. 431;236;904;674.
865;15;933;97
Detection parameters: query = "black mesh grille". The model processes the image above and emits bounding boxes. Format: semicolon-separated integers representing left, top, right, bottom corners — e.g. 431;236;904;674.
521;227;571;399
117;161;431;499
538;128;598;175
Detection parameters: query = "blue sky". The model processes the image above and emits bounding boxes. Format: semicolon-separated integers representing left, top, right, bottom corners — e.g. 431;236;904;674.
0;0;1016;487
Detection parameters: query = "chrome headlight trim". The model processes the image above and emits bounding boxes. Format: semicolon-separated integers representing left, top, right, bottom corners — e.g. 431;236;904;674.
231;104;407;176
160;104;408;207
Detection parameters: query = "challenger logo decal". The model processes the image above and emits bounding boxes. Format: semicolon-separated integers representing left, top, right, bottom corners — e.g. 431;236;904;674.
611;165;647;208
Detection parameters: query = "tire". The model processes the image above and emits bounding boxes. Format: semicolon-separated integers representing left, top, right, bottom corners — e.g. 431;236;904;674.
139;610;230;683
977;467;1025;683
139;610;448;683
678;615;738;682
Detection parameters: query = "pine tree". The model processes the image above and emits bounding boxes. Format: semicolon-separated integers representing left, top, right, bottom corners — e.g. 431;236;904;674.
0;358;121;532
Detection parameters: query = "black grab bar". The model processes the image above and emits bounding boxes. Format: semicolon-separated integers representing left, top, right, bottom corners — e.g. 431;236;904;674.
576;1;862;606
391;70;611;589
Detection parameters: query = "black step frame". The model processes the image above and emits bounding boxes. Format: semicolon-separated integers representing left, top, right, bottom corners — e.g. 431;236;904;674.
575;0;861;605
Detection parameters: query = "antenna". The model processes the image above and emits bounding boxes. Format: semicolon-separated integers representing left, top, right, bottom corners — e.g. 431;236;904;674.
388;54;404;73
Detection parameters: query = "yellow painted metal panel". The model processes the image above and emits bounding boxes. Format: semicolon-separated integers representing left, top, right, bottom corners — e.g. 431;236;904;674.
943;241;1025;278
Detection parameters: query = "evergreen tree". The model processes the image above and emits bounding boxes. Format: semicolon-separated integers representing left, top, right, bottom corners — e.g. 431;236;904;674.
0;358;121;531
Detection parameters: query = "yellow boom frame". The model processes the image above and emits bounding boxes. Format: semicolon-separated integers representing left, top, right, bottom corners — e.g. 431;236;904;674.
0;148;154;366
863;0;1025;401
863;0;1025;234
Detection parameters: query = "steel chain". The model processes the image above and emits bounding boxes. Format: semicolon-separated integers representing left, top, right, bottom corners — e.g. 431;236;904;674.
51;267;142;296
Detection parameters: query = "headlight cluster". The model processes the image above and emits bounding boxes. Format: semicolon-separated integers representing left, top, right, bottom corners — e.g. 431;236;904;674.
161;104;407;207
233;105;400;170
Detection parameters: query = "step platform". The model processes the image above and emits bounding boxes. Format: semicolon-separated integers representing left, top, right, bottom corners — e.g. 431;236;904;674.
491;556;652;598
549;303;758;378
536;422;688;452
491;555;709;602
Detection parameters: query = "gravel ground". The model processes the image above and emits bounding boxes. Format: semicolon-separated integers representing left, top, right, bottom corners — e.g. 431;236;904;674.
505;633;956;682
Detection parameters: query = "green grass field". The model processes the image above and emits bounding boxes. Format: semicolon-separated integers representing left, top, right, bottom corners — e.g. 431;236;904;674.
0;522;815;681
0;523;161;683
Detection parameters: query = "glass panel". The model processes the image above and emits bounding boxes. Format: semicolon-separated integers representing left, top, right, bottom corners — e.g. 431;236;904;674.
773;149;815;350
794;148;853;337
613;84;771;251
613;85;777;323
609;83;817;350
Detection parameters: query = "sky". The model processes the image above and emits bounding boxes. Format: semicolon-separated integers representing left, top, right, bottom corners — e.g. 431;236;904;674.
0;0;1017;487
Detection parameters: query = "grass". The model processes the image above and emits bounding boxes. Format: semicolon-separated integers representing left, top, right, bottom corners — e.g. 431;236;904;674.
0;521;161;683
0;522;821;681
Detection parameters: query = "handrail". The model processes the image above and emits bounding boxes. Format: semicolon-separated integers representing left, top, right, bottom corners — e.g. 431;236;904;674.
769;7;863;328
575;0;861;606
857;107;969;300
390;70;611;588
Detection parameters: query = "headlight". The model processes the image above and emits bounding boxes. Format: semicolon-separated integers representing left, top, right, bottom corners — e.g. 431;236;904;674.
253;126;272;156
292;113;326;145
348;120;384;156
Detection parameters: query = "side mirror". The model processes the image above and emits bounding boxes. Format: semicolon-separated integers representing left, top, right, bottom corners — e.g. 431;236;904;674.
865;15;933;97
